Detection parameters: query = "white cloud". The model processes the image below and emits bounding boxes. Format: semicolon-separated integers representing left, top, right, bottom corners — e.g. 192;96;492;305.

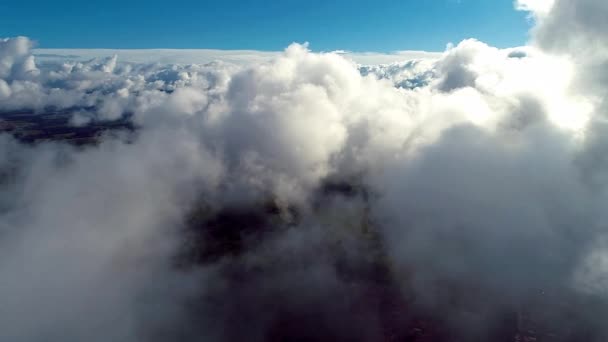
2;1;608;339
34;47;441;66
515;0;555;17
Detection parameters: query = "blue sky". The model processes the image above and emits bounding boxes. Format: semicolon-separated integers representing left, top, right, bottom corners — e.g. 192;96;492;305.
0;0;531;51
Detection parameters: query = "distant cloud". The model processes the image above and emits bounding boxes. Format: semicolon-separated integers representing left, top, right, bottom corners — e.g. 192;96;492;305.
33;47;441;66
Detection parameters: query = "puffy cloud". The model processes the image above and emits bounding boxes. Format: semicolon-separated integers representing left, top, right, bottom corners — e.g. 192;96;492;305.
515;0;555;17
0;36;37;79
2;1;608;339
527;0;607;55
0;79;11;99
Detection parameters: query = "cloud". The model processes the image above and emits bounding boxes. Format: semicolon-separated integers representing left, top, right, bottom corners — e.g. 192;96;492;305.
515;0;555;17
0;36;36;79
33;48;441;66
2;1;608;339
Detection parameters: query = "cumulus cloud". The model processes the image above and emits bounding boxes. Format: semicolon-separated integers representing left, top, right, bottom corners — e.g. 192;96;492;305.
516;0;555;17
2;1;608;340
0;36;37;79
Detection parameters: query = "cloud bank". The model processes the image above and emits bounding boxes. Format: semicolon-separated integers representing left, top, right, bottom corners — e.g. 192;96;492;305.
1;1;608;340
33;47;441;66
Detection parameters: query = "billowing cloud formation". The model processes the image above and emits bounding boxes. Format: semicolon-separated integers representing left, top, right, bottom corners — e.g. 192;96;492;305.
2;1;608;340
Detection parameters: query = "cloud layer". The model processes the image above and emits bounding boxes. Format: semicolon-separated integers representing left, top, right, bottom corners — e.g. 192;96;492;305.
2;1;608;340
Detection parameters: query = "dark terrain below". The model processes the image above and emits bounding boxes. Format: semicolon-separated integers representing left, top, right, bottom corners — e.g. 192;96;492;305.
2;110;606;342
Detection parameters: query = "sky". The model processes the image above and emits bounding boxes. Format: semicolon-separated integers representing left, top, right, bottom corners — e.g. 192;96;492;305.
0;0;531;51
